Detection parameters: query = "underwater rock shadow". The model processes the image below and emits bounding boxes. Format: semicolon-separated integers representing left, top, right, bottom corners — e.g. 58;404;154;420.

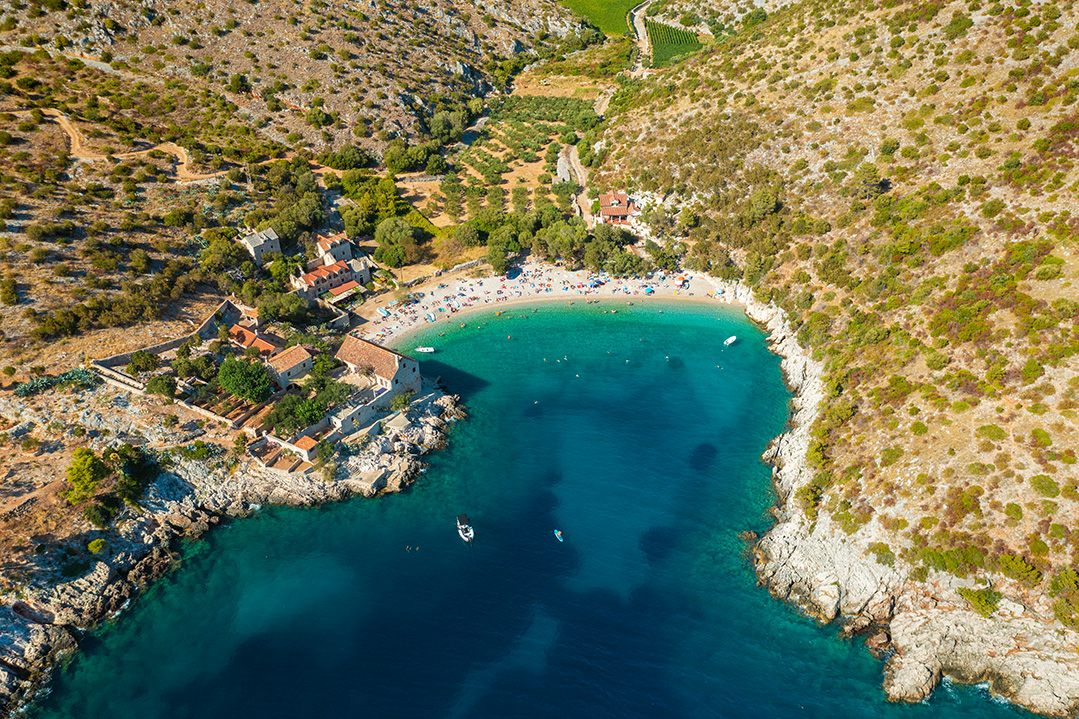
688;442;718;473
418;360;491;401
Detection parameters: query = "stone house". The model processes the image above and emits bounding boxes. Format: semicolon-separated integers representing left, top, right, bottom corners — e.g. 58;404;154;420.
598;192;640;226
239;228;281;266
335;336;421;396
265;345;314;388
227;323;280;357
315;232;353;265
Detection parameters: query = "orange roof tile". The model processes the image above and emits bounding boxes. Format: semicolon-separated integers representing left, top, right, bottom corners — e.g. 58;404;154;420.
316;233;347;253
329;280;360;296
299;259;350;287
295;436;318;450
335;336;410;378
267;345;313;372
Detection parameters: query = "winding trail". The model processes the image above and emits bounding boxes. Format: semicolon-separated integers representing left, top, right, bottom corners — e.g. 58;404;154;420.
628;0;655;78
564;144;594;227
11;108;226;182
560;1;655;227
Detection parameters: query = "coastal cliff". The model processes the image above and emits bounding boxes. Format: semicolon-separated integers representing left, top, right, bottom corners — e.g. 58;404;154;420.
720;277;1079;717
0;390;465;715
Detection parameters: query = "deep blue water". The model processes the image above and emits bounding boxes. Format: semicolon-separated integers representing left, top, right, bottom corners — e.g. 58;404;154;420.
33;302;1024;719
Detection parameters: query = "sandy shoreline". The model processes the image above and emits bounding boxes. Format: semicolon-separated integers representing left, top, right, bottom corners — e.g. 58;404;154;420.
356;260;738;346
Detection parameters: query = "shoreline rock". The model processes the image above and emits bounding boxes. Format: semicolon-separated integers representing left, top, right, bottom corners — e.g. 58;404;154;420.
0;389;465;716
712;278;1079;719
5;285;1079;718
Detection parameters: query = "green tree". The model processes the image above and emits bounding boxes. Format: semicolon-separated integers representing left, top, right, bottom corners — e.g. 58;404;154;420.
374;217;420;268
126;350;159;375
129;248;151;274
391;390;415;412
146;375;176;399
453;223;481;247
852;163;884;199
66;448;109;502
218;356;272;403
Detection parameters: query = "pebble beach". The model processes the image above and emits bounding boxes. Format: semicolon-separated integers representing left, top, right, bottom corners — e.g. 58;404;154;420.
357;261;725;344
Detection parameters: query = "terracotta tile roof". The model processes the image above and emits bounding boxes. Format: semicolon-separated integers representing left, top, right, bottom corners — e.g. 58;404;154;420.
267;345;313;372
316;233;347;254
294;436;318;450
252;338;278;355
228;324;279;355
229;324;258;347
335;336;410;379
328;280;360;296
599;192;637;216
299;259;350;287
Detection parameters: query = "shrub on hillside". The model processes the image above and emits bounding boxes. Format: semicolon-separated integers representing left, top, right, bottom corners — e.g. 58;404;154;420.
957;587;1000;617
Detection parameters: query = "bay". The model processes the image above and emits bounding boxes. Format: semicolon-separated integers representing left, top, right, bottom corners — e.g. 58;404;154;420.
32;301;1023;719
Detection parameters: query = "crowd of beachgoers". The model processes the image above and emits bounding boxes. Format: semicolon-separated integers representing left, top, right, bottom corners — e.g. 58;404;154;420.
357;261;724;344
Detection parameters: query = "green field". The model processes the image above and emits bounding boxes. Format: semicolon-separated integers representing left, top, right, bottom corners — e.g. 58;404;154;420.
558;0;639;36
645;19;703;67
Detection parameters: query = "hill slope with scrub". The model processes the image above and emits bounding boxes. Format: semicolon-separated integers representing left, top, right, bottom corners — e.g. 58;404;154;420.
3;0;596;152
583;0;1079;711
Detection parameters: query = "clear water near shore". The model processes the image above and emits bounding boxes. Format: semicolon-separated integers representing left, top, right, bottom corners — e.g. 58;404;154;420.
32;301;1023;719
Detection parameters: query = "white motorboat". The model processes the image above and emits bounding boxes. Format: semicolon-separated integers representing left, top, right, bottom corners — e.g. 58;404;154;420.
457;514;474;543
724;336;737;346
415;346;435;353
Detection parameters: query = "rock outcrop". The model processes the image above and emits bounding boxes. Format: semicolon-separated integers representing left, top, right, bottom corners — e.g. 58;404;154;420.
0;389;464;716
706;278;1079;717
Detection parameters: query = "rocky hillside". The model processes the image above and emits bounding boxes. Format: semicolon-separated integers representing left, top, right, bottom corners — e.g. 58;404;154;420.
3;0;595;152
586;0;1079;713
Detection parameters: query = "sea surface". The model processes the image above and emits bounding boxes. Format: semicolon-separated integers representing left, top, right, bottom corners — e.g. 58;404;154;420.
33;301;1024;719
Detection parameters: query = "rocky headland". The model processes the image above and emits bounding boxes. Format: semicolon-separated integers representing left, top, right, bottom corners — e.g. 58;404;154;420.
0;386;464;715
724;274;1079;717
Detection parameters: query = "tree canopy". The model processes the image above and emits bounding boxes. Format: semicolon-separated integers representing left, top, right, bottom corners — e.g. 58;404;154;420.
218;356;273;402
66;448;109;502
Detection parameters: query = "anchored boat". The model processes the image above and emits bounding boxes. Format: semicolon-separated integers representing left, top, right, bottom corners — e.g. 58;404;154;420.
415;346;435;353
457;514;474;544
724;336;737;346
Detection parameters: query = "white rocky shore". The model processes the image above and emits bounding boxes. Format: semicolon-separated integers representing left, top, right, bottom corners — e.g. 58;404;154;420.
0;387;464;715
5;271;1079;718
718;278;1079;717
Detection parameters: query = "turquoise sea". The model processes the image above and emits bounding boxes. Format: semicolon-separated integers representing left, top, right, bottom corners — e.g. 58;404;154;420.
33;301;1024;718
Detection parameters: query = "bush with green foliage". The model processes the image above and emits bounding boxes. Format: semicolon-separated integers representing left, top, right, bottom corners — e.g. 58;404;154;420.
218;357;272;403
1031;474;1060;498
957;587;1001;617
391;390;416;412
146;374;176;398
976;424;1007;441
65;448;108;502
998;554;1042;586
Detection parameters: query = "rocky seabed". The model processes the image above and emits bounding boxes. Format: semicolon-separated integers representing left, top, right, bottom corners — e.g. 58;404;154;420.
0;392;465;716
706;279;1079;717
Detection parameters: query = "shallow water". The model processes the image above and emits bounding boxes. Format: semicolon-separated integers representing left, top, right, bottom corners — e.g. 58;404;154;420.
33;301;1024;719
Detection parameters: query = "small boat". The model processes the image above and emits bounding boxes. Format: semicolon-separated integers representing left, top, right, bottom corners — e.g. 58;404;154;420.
724;336;737;346
554;529;563;542
415;346;435;353
457;514;474;543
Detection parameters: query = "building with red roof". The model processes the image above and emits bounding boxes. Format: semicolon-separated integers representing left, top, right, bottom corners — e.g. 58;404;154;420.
598;192;640;226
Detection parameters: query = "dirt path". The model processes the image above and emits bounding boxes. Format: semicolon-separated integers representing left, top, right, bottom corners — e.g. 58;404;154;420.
629;0;655;78
9;108;351;183
12;108;225;181
565;144;594;227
